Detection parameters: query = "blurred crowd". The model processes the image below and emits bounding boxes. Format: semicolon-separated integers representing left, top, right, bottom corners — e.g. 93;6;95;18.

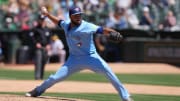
0;0;180;32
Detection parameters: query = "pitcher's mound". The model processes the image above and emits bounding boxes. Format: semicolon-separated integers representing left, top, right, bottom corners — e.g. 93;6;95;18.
0;94;92;101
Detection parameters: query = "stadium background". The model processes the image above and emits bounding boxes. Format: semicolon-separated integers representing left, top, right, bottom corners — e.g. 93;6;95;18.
0;0;180;101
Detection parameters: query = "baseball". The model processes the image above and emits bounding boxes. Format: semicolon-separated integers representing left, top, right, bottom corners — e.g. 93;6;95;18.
41;7;48;15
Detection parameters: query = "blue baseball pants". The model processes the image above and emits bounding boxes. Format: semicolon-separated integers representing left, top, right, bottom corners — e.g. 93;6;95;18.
35;53;130;100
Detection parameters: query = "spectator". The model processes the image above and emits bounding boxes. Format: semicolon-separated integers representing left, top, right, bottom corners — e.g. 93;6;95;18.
139;0;152;6
8;0;19;15
59;0;74;10
159;10;179;31
125;9;140;28
139;6;154;30
115;0;132;9
97;0;110;14
47;34;66;63
3;10;17;31
14;0;31;30
0;0;179;31
131;0;139;9
73;0;84;10
167;0;176;9
83;0;99;16
96;0;110;24
106;8;128;29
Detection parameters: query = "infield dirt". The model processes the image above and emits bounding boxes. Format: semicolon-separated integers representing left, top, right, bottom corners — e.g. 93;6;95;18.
0;63;180;101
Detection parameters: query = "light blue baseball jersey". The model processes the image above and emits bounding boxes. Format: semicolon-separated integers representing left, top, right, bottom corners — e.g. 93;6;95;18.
58;20;99;55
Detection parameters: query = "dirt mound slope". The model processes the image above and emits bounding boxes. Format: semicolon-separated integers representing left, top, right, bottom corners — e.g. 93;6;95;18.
0;94;92;101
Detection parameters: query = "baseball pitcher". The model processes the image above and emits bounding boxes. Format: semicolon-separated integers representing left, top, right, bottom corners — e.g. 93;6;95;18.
26;6;133;101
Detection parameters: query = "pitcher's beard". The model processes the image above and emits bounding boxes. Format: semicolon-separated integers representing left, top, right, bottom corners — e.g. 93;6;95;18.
71;20;81;26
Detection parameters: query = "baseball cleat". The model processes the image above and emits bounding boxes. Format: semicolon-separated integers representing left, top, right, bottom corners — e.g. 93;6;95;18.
25;88;40;97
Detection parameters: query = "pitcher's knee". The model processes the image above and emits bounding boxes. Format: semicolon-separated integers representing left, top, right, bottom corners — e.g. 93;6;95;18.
48;74;60;83
48;73;68;82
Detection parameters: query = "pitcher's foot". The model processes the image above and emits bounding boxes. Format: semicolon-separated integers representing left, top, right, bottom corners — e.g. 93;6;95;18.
25;88;41;97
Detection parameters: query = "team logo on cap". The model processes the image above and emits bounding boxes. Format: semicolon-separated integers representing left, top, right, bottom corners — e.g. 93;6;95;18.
74;7;80;12
69;7;82;15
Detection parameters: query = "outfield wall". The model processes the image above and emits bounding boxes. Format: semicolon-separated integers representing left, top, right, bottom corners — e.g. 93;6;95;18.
0;29;180;64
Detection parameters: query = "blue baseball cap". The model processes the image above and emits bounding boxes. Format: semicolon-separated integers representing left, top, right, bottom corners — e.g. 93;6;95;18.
69;6;83;15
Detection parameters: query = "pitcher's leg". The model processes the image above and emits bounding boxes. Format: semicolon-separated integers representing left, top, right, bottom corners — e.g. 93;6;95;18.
105;67;130;100
88;55;130;100
34;64;74;96
26;55;83;97
95;65;130;100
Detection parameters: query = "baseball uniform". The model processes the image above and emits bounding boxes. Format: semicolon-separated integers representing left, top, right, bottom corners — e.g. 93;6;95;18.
34;20;130;100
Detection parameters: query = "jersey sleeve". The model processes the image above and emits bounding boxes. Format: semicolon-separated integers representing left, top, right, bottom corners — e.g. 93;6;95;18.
88;23;100;34
57;20;66;29
96;26;103;34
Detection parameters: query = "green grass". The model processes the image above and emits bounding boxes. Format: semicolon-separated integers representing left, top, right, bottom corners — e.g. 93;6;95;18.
0;69;35;80
67;73;180;86
0;92;180;101
0;69;180;86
